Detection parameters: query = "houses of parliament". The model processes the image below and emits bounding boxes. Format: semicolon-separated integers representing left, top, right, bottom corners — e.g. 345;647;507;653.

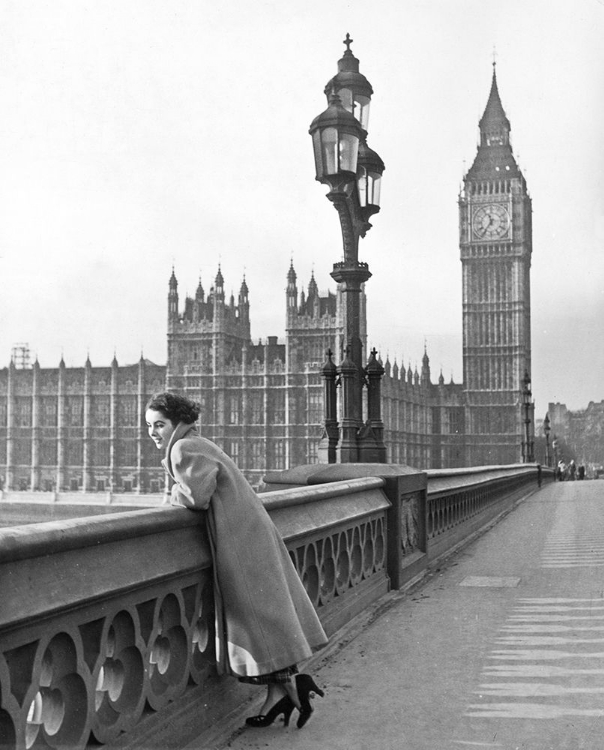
0;68;535;492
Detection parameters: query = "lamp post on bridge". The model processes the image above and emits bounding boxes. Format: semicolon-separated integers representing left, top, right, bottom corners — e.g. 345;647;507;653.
521;370;534;463
309;34;386;464
543;413;551;468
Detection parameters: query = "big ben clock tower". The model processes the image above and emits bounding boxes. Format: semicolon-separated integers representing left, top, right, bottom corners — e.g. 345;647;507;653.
459;64;533;465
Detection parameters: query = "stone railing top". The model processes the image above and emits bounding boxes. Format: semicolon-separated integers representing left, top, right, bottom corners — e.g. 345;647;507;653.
426;463;539;497
262;463;427;494
261;477;390;541
0;506;202;564
260;476;386;510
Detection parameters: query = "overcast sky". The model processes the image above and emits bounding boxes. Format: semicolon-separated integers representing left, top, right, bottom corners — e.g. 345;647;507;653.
1;0;603;414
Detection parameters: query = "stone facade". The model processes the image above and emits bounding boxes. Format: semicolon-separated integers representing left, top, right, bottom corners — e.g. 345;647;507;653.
0;357;166;493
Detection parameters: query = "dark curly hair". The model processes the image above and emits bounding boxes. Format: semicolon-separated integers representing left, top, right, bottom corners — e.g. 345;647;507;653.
145;392;200;425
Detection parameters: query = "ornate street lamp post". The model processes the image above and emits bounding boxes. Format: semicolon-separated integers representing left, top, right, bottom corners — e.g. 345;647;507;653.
310;35;386;464
521;370;534;463
543;413;551;467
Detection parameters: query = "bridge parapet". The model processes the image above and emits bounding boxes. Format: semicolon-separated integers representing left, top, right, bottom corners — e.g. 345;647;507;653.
425;464;546;560
0;464;544;749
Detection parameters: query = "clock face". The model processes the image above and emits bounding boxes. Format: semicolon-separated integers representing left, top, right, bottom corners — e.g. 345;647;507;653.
472;204;510;239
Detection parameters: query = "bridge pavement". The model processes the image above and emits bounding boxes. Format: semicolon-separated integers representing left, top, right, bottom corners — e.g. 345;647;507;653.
209;480;604;750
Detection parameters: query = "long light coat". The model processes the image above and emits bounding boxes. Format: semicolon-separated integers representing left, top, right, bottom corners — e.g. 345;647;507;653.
162;422;328;677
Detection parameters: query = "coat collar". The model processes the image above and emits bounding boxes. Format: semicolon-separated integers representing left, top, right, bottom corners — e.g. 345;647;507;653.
161;421;198;477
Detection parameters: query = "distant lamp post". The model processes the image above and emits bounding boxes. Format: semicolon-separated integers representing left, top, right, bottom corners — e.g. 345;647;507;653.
543;413;551;467
310;34;386;464
552;434;559;479
521;370;534;463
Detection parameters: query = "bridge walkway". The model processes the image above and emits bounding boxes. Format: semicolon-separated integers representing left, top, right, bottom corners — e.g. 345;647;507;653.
212;480;604;750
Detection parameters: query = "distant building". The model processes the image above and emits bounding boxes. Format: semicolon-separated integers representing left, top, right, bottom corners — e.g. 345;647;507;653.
0;355;166;493
0;67;539;491
548;401;604;471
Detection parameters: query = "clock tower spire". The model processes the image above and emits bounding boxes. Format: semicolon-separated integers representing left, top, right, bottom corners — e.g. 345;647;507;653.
459;65;533;465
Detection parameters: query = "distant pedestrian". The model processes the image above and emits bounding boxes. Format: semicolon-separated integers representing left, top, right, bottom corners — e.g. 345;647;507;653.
578;464;585;480
557;460;566;481
569;460;576;481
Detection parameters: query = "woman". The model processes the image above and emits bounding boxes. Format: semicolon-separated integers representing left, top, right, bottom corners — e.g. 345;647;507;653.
145;392;327;729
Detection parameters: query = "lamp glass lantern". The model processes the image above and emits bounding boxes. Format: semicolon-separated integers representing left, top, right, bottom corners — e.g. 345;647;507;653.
357;165;381;207
337;88;371;131
310;94;364;187
357;140;384;209
311;126;360;181
521;370;532;406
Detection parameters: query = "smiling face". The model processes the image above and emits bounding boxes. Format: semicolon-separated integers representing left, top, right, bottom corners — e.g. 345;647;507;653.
145;409;177;450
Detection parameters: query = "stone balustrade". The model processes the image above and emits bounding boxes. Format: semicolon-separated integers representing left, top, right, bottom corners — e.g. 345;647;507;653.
0;463;545;749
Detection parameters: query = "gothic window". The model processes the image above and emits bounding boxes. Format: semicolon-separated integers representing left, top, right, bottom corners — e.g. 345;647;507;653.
250;441;264;470
228;395;241;425
270;391;285;425
122;397;138;426
120;439;137;466
199;394;211;424
41;441;57;465
67;398;83;426
0;400;5;426
250;393;264;424
66;441;82;465
272;441;285;470
14;439;31;463
308;391;322;424
93;440;110;466
93;397;110;427
41;397;57;426
449;408;464;436
16;398;32;427
229;441;240;463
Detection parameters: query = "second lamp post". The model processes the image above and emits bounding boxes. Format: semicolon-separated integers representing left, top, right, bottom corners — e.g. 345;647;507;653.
543;412;551;467
521;370;535;463
309;34;386;464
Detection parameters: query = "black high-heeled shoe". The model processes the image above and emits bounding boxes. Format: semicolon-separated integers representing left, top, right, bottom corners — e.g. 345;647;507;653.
295;674;325;729
246;695;295;728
